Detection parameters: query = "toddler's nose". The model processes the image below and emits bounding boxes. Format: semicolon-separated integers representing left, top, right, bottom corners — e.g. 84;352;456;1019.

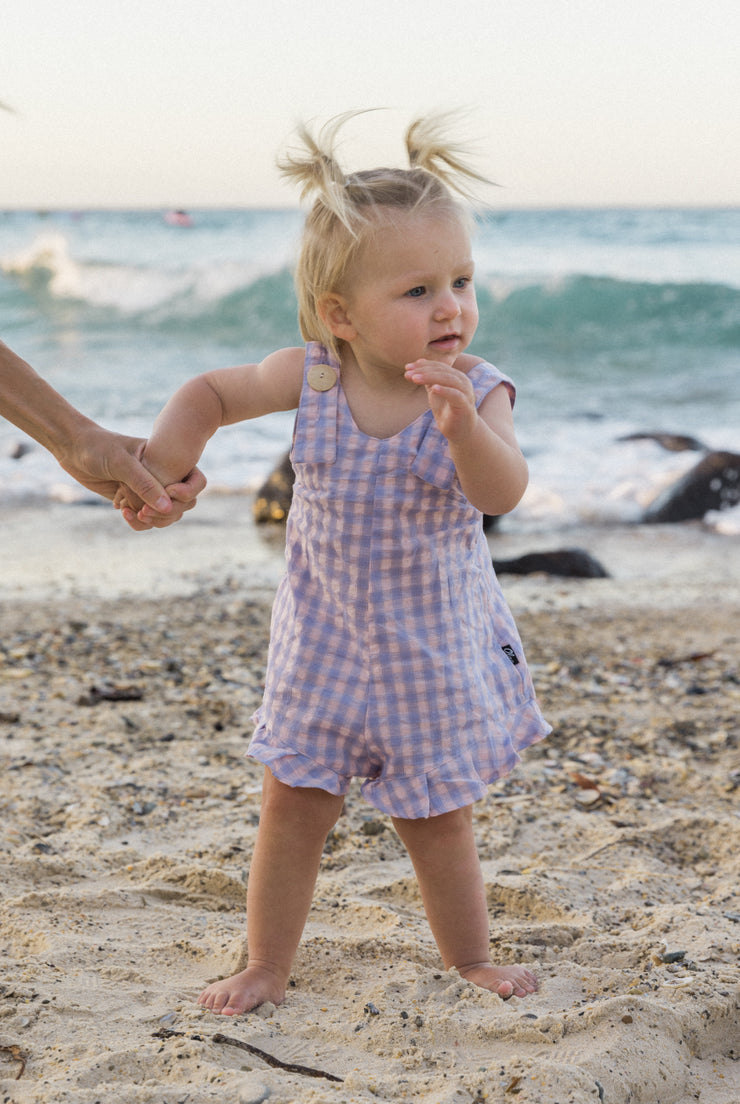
434;290;461;320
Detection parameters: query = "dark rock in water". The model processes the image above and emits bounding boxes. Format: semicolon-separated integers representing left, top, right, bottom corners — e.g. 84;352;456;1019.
492;548;610;578
618;432;706;453
253;451;294;523
6;440;34;460
642;450;740;523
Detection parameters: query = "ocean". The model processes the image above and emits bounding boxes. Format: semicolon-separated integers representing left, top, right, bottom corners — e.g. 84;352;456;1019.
1;207;738;534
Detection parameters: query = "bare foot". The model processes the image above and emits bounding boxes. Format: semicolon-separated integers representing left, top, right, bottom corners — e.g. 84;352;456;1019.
457;962;538;999
197;965;286;1016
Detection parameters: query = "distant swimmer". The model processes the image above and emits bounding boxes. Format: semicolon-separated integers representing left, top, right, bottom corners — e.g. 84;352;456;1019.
164;209;193;227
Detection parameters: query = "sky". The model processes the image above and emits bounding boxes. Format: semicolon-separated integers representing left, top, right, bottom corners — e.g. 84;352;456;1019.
2;0;739;209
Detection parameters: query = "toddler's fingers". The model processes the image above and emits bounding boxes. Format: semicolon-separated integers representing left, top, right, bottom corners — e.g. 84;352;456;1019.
120;506;155;531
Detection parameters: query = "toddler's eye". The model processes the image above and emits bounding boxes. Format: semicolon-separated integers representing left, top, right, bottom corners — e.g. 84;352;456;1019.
406;286;426;298
453;276;471;289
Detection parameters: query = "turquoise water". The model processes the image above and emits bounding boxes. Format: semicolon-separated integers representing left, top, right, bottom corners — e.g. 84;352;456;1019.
1;207;738;528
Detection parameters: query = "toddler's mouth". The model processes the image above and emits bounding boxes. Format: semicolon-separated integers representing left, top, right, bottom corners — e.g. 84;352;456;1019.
430;333;460;349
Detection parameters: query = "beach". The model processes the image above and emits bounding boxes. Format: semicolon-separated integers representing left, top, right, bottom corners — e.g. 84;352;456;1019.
1;497;738;1103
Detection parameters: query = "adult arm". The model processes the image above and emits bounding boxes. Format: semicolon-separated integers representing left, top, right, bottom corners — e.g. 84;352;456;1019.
0;339;205;517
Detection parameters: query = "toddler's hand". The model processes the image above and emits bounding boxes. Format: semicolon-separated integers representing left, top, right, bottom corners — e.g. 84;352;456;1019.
117;467;207;531
405;359;477;442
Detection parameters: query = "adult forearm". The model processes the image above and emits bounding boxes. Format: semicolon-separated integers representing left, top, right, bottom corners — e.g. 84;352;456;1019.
0;340;93;459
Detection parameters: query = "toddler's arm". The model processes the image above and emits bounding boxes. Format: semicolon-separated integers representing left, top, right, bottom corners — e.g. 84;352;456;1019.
122;348;304;526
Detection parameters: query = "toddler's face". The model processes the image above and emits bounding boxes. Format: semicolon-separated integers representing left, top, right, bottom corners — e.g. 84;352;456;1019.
340;209;478;373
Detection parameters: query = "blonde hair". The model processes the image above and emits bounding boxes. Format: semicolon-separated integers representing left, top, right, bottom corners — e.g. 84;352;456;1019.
278;112;491;356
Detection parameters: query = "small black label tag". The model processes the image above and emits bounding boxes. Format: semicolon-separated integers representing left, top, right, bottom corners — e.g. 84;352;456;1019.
501;644;520;666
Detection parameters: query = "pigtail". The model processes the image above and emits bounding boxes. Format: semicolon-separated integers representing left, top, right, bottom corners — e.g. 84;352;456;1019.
277;112;362;232
405;114;493;200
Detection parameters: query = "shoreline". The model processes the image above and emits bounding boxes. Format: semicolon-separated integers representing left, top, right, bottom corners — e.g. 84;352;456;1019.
3;492;739;607
1;496;739;1102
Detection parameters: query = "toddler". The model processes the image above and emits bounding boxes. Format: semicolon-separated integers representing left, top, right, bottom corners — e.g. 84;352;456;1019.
122;113;551;1013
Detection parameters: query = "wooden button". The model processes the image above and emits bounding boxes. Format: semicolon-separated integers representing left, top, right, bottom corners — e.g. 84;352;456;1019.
307;363;337;392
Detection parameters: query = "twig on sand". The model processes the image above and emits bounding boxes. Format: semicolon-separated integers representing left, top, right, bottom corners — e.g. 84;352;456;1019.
212;1031;344;1082
0;1043;26;1080
152;1027;343;1083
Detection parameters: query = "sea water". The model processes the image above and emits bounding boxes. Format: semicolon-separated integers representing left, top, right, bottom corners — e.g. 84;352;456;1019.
1;207;738;533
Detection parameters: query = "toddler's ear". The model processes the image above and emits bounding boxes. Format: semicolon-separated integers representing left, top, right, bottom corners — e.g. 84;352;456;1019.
317;293;357;342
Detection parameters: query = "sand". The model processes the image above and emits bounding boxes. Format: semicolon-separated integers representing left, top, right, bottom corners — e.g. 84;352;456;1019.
1;497;739;1103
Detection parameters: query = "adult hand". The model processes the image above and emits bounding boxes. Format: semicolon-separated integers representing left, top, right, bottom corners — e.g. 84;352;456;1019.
57;426;177;507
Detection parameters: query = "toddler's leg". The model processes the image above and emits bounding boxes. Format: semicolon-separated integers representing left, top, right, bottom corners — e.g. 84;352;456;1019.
198;768;345;1015
392;805;537;999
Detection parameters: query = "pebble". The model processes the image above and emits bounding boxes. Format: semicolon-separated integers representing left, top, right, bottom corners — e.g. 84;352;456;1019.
659;948;687;964
574;788;602;806
238;1075;271;1104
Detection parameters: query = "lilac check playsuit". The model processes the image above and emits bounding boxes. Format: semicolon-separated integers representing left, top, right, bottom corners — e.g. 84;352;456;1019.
249;342;550;818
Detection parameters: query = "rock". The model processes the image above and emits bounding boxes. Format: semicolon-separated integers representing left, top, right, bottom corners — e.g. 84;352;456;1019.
492;548;610;578
642;450;740;523
238;1075;271;1104
618;431;706;452
253;451;294;524
5;440;34;460
574;787;602;806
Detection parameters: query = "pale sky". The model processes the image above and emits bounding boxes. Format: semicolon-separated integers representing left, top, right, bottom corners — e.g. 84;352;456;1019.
3;0;738;209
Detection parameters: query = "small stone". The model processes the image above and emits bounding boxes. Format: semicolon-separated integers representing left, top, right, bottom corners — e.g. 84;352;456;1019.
238;1075;271;1104
575;787;602;806
253;1001;277;1019
659;949;687;964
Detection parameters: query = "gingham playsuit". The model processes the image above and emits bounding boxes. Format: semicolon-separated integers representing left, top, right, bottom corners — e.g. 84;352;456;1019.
249;342;551;818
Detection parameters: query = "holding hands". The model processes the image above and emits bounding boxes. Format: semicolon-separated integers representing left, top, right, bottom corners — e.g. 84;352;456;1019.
113;446;206;530
115;466;206;530
60;428;206;530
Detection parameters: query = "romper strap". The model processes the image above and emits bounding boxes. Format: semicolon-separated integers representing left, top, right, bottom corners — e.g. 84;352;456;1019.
291;342;339;464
